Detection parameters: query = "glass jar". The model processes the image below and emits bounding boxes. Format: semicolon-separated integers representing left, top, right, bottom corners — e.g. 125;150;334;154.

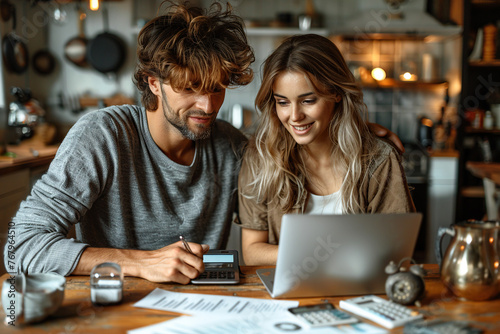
90;262;123;305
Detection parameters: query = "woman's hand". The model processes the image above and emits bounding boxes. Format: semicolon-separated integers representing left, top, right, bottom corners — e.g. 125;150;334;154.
241;228;278;265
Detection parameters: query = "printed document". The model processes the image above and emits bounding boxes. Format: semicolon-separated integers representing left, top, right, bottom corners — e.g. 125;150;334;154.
128;313;388;334
133;288;298;315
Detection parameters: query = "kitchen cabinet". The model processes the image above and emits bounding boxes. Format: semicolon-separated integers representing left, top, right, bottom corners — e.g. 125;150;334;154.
0;148;54;274
455;0;500;221
426;155;458;263
0;169;30;275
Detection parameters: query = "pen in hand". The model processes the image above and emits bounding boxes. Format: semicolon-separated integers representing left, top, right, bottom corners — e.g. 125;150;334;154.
179;235;195;255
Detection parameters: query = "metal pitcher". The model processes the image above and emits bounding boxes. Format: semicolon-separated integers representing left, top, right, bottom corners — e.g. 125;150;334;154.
436;220;500;301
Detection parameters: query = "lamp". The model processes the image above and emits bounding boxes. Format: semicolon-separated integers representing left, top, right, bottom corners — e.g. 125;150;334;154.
90;0;99;11
399;60;418;81
371;67;387;81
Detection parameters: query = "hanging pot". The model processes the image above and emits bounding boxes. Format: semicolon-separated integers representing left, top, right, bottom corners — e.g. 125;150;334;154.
33;49;56;75
86;6;126;75
64;6;88;68
0;0;13;22
32;12;56;75
2;5;28;74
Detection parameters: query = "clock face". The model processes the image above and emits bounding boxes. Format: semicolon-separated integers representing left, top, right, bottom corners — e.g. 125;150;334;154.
390;280;416;302
386;272;424;305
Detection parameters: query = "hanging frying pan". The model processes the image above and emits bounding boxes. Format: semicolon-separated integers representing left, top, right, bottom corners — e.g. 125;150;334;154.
86;6;126;75
2;4;28;74
64;6;88;67
33;49;56;75
0;0;13;22
32;12;56;75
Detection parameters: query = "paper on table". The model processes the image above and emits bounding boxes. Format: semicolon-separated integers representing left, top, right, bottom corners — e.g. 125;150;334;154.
133;288;298;315
127;313;388;334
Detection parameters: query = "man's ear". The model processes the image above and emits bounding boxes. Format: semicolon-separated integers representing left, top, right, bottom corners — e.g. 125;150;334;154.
334;94;342;103
148;76;161;96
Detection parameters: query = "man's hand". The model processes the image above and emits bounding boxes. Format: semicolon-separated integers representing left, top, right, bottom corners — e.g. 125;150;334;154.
368;122;405;153
72;241;210;284
138;241;210;283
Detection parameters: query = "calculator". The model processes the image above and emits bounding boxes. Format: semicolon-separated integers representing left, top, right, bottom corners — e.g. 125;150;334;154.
339;295;423;329
191;250;240;284
288;303;359;327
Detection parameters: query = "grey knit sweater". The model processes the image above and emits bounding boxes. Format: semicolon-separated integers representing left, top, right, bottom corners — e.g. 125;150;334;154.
6;105;246;275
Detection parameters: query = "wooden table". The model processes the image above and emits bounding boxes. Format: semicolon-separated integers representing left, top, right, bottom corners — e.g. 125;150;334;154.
466;161;500;219
1;265;499;333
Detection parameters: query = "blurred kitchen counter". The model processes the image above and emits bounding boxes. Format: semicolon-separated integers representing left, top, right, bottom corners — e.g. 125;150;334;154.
0;144;59;176
429;149;459;158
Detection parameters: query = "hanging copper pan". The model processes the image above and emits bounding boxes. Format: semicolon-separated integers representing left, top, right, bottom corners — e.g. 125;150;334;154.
64;6;88;67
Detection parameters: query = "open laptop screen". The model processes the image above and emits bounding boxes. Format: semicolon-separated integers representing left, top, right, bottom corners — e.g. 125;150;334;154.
258;213;422;298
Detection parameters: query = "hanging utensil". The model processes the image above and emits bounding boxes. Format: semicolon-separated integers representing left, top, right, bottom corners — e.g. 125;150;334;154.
32;11;56;75
86;4;126;75
64;5;88;67
2;4;29;74
0;0;13;22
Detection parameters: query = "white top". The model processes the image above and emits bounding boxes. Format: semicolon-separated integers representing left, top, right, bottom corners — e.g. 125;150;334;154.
305;191;343;214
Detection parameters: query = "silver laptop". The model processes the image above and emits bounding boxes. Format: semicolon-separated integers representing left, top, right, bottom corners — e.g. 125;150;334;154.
257;213;422;299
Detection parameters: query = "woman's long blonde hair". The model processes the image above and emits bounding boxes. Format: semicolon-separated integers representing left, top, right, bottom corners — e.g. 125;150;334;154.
242;34;378;213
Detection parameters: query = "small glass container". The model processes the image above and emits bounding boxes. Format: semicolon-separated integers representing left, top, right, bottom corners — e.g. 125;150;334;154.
90;262;123;305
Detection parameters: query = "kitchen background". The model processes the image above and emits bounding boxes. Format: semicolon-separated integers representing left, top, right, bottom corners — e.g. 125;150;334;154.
0;0;469;264
0;0;462;139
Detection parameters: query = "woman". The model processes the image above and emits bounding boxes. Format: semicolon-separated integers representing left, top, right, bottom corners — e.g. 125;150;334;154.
237;34;415;265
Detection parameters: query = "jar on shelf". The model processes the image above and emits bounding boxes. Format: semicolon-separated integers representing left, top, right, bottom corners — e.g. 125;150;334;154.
482;23;497;61
484;110;494;130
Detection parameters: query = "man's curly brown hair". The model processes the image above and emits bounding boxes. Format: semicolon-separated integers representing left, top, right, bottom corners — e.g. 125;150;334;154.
133;1;255;111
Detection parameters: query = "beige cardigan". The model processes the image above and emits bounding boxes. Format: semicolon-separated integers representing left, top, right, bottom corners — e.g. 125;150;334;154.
236;138;416;245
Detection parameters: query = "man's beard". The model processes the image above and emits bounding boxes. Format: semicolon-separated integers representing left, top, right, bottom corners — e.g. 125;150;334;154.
160;87;215;141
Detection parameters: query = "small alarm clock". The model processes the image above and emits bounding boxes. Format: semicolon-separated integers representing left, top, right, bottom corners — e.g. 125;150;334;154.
385;257;425;306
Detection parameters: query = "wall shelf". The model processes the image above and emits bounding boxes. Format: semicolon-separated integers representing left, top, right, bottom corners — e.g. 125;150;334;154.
469;60;500;67
461;186;485;198
245;27;329;37
471;0;500;6
456;0;500;221
360;78;448;90
465;127;500;134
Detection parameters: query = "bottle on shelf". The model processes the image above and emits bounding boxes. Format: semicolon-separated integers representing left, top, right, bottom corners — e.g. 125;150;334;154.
483;110;494;130
433;89;449;150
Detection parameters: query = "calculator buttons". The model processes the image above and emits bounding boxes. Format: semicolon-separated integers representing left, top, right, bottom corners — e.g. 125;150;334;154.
339;295;423;329
288;304;358;327
197;270;235;280
191;249;240;284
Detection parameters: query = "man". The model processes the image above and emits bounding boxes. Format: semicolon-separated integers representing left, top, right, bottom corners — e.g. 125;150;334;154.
5;2;401;284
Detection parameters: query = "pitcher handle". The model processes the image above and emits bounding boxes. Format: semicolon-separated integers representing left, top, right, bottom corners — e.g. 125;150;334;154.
435;226;455;268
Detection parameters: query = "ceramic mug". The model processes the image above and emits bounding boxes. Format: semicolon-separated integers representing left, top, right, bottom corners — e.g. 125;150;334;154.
2;273;66;325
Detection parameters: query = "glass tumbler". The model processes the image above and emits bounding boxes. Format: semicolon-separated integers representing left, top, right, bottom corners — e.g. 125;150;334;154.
90;262;123;305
